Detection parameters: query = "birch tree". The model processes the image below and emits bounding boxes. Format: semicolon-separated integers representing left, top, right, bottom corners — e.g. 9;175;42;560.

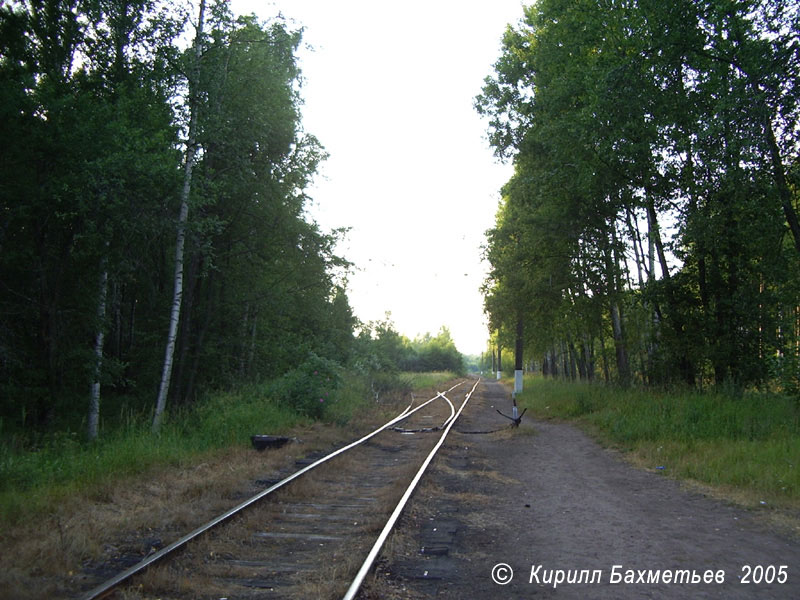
152;0;205;433
1;0;351;436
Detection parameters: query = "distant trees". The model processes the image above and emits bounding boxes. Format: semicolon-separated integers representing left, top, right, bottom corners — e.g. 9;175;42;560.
355;317;465;374
406;328;465;373
477;0;800;392
0;0;354;436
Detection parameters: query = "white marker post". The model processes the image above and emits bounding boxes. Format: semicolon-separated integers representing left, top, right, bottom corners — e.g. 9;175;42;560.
514;369;523;394
514;316;524;394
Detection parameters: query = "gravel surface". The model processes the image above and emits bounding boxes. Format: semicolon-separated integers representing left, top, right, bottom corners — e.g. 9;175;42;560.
374;379;800;599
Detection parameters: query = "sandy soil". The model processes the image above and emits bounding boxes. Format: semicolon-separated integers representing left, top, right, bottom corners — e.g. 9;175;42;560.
367;379;800;599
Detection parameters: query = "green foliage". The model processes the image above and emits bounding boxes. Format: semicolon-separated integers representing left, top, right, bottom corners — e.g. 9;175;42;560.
268;354;342;419
403;371;461;390
0;367;458;525
0;1;356;436
0;384;306;524
402;328;464;373
352;316;465;375
478;0;800;392
768;353;800;398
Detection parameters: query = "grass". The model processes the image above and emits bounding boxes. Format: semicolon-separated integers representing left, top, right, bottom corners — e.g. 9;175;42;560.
403;371;462;390
0;384;309;525
515;375;800;508
0;371;460;528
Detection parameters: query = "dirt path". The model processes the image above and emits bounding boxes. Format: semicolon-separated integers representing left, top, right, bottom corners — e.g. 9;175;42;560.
369;380;800;599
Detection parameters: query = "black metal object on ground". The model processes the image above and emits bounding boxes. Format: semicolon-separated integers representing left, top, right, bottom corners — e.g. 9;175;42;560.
251;435;291;451
496;395;526;427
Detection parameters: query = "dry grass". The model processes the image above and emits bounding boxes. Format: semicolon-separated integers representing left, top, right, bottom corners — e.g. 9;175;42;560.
290;542;371;599
432;459;521;486
0;428;350;599
1;380;467;600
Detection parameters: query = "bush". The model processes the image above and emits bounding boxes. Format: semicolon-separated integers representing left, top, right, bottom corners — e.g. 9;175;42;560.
269;354;342;419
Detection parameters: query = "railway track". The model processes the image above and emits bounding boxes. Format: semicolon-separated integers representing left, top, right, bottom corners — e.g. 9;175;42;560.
81;378;481;599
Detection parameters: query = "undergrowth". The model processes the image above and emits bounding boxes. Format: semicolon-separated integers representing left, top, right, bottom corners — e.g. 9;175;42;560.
516;376;800;507
0;386;307;525
0;371;460;527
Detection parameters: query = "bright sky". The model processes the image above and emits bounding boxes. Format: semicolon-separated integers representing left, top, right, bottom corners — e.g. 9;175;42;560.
232;0;523;355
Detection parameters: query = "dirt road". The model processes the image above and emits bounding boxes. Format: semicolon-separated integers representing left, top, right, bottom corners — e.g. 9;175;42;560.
371;379;800;599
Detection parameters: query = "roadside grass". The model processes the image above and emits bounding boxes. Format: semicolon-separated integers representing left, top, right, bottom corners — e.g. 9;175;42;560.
515;375;800;508
0;371;460;528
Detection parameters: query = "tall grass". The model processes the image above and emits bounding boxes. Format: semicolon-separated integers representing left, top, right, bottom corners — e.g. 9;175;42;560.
365;371;461;400
0;385;308;525
516;376;800;506
0;371;457;526
405;371;461;390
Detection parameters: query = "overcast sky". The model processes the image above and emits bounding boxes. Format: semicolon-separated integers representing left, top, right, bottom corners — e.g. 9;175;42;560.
231;0;524;355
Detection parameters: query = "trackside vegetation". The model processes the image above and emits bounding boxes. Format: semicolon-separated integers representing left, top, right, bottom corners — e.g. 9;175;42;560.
516;376;800;507
0;370;460;526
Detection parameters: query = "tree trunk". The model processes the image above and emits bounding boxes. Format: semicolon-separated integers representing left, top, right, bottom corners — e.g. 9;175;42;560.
609;300;629;383
551;347;559;377
567;338;578;380
764;115;800;255
604;223;630;384
247;312;258;376
88;264;108;441
514;316;523;393
582;333;594;381
600;336;610;383
239;303;250;376
626;207;645;289
112;281;121;359
646;196;670;281
153;0;205;433
173;250;200;404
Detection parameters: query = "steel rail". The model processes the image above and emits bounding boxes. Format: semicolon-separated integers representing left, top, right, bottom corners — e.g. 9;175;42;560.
438;391;456;429
342;378;482;600
390;390;455;433
81;380;465;600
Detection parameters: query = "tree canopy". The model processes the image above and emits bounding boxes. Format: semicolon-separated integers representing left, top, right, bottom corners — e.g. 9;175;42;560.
354;316;465;375
477;0;800;392
0;0;355;433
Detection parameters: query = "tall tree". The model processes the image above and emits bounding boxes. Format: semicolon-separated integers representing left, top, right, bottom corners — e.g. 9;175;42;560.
2;0;351;440
477;0;800;390
152;0;205;433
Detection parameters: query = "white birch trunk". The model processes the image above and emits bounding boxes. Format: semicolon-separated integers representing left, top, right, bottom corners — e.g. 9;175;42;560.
646;204;656;282
88;265;108;441
153;0;205;433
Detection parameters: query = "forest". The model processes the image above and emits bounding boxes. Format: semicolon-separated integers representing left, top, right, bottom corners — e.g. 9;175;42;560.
0;0;463;444
477;0;800;394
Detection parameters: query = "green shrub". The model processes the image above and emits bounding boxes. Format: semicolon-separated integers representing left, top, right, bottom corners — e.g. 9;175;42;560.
269;354;342;419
